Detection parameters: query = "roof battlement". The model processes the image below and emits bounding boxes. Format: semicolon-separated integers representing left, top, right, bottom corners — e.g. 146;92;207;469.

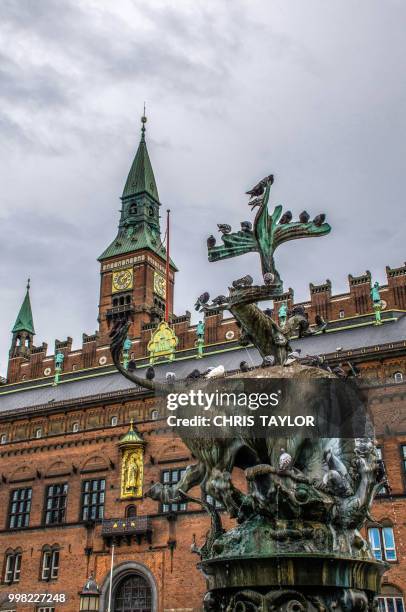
4;262;406;385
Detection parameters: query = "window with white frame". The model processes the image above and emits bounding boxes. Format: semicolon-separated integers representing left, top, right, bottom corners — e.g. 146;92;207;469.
72;422;80;433
394;372;404;384
41;547;59;580
1;433;7;444
339;309;345;318
151;410;159;420
4;550;22;583
35;427;42;438
368;526;397;561
111;416;118;427
377;585;405;611
205;494;224;509
161;469;187;513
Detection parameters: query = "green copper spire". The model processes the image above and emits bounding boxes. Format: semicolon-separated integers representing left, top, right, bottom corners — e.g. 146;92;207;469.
98;111;177;268
12;279;35;335
122;112;159;201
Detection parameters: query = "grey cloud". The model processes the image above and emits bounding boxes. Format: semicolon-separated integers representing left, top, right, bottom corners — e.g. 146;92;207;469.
1;0;406;374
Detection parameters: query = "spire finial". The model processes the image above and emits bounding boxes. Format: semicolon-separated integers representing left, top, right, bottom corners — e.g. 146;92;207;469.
26;278;30;291
141;103;147;140
130;417;134;431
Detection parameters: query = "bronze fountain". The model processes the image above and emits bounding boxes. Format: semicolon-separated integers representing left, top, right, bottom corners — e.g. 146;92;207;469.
111;175;387;611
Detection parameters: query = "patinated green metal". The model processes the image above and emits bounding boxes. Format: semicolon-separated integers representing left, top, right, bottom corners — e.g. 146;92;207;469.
12;280;35;335
110;172;387;611
371;281;383;326
53;351;64;386
195;320;205;359
208;179;331;291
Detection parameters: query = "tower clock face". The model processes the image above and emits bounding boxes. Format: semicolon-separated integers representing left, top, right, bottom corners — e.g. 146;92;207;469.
154;271;166;298
112;268;133;293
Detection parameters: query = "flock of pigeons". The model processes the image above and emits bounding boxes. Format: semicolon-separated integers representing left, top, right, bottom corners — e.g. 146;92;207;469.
206;173;327;249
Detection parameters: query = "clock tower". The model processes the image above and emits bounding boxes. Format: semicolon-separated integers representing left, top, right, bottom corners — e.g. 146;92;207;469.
98;114;177;341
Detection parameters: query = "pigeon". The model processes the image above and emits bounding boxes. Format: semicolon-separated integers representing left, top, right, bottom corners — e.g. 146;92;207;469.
205;365;225;379
166;372;176;384
128;360;137;372
246;174;274;197
186;368;202;380
262;355;275;368
299;210;310;223
211;295;228;306
284;351;301;366
217;224;232;234
312;214;326;227
207;235;216;248
194;292;210;311
279;211;292;224
240;221;252;232
332;365;347;378
248;196;263;210
232;274;253;289
240;360;250;372
146;366;155;380
263;308;273;318
263;272;275;285
279;448;293;471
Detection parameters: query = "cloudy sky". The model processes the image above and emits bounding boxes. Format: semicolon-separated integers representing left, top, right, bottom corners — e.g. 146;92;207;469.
1;0;405;375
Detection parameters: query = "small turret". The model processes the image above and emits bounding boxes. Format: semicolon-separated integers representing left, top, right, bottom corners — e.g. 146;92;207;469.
10;279;35;358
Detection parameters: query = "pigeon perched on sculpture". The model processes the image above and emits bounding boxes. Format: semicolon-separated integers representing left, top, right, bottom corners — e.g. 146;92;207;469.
246;174;274;197
217;224;232;235
299;210;310;223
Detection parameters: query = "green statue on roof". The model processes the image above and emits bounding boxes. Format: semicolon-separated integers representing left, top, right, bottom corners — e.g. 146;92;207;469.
371;280;383;326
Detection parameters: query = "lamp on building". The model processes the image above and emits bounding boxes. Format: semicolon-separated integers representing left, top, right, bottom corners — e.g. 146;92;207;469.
79;573;100;611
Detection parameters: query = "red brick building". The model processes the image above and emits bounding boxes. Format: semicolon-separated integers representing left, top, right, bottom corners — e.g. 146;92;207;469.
0;118;406;612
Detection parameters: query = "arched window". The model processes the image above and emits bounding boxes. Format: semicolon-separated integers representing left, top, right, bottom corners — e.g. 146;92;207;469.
377;585;405;612
394;372;404;384
126;505;137;518
114;574;152;612
113;297;119;307
35;427;42;439
111;416;118;427
129;204;137;215
1;433;7;445
368;524;397;561
3;548;22;584
149;207;154;217
41;545;60;580
72;422;80;433
151;410;159;421
339;309;345;319
16;336;21;346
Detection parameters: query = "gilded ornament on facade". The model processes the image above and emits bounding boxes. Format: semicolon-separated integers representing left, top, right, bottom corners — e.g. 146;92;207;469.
120;447;144;498
147;320;178;364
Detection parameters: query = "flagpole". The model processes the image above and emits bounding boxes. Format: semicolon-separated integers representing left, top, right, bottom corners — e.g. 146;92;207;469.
107;544;115;612
165;209;170;322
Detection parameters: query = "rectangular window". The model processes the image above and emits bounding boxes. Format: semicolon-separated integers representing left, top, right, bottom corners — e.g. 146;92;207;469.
41;549;59;580
4;553;21;583
377;597;405;612
368;527;382;560
402;445;406;479
8;488;32;529
161;469;187;513
382;527;397;561
37;608;55;612
368;526;397;562
45;483;68;525
81;479;105;521
206;494;224;509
